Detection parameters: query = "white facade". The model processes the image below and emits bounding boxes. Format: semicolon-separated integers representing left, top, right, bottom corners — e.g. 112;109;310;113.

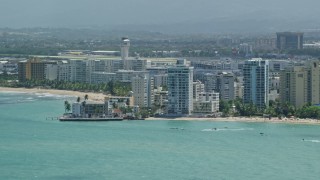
193;91;220;114
45;64;58;80
132;75;154;108
72;102;82;117
193;81;205;101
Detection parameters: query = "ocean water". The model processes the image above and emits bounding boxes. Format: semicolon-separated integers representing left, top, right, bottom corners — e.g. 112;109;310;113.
0;92;320;180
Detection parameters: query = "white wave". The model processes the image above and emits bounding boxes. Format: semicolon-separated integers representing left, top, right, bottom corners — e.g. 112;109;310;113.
201;128;254;132
34;93;72;99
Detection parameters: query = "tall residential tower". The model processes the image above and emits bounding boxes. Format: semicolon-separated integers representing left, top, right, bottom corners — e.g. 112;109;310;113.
243;58;269;109
280;61;320;108
167;59;194;115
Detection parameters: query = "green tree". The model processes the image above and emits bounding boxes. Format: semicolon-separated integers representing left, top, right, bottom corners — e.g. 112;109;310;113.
219;100;230;116
296;104;320;119
64;100;71;113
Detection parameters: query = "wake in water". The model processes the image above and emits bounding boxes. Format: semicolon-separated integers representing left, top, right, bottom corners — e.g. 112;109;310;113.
302;139;320;143
201;128;254;132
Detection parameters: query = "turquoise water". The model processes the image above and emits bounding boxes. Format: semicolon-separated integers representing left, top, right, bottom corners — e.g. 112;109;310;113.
0;92;320;179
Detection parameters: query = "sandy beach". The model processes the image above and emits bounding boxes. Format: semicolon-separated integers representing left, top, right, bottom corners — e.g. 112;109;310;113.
0;87;106;102
146;116;320;125
1;86;320;125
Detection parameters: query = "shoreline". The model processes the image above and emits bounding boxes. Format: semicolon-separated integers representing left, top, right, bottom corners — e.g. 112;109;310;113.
0;87;106;102
1;86;320;125
146;116;320;125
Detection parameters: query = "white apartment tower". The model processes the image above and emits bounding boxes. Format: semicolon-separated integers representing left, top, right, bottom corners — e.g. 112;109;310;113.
167;59;194;115
243;58;269;109
132;75;154;108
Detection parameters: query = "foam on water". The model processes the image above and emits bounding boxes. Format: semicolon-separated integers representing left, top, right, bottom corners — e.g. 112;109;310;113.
201;128;254;132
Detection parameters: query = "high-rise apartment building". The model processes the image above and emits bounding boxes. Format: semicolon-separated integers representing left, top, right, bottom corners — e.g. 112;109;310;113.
132;75;154;108
167;59;194;115
243;58;269;109
18;58;56;82
280;61;320;107
216;72;235;101
276;32;303;50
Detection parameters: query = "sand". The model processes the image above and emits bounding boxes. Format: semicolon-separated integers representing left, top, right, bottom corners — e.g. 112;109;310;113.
0;87;106;102
1;86;320;125
146;116;320;125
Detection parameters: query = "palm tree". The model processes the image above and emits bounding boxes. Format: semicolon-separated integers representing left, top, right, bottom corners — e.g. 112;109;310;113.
66;103;71;113
64;100;71;113
76;97;81;102
84;94;88;101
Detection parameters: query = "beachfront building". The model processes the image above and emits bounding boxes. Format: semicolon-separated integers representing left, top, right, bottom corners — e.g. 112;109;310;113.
243;58;269;109
45;64;58;81
167;59;194;115
72;101;110;118
18;58;56;82
153;87;168;114
280;61;320;108
89;72;117;84
193;80;205;101
216;72;235;101
234;76;244;99
68;60;87;82
193;91;220;114
203;73;217;93
131;75;154;108
72;96;134;118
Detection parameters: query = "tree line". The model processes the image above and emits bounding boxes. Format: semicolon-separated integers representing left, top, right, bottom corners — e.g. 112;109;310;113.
220;98;320;119
0;76;131;97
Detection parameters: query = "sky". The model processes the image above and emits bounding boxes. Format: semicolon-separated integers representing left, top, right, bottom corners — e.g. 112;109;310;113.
0;0;319;30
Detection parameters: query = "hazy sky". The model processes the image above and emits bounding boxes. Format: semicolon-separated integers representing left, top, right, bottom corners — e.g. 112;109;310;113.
0;0;319;28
